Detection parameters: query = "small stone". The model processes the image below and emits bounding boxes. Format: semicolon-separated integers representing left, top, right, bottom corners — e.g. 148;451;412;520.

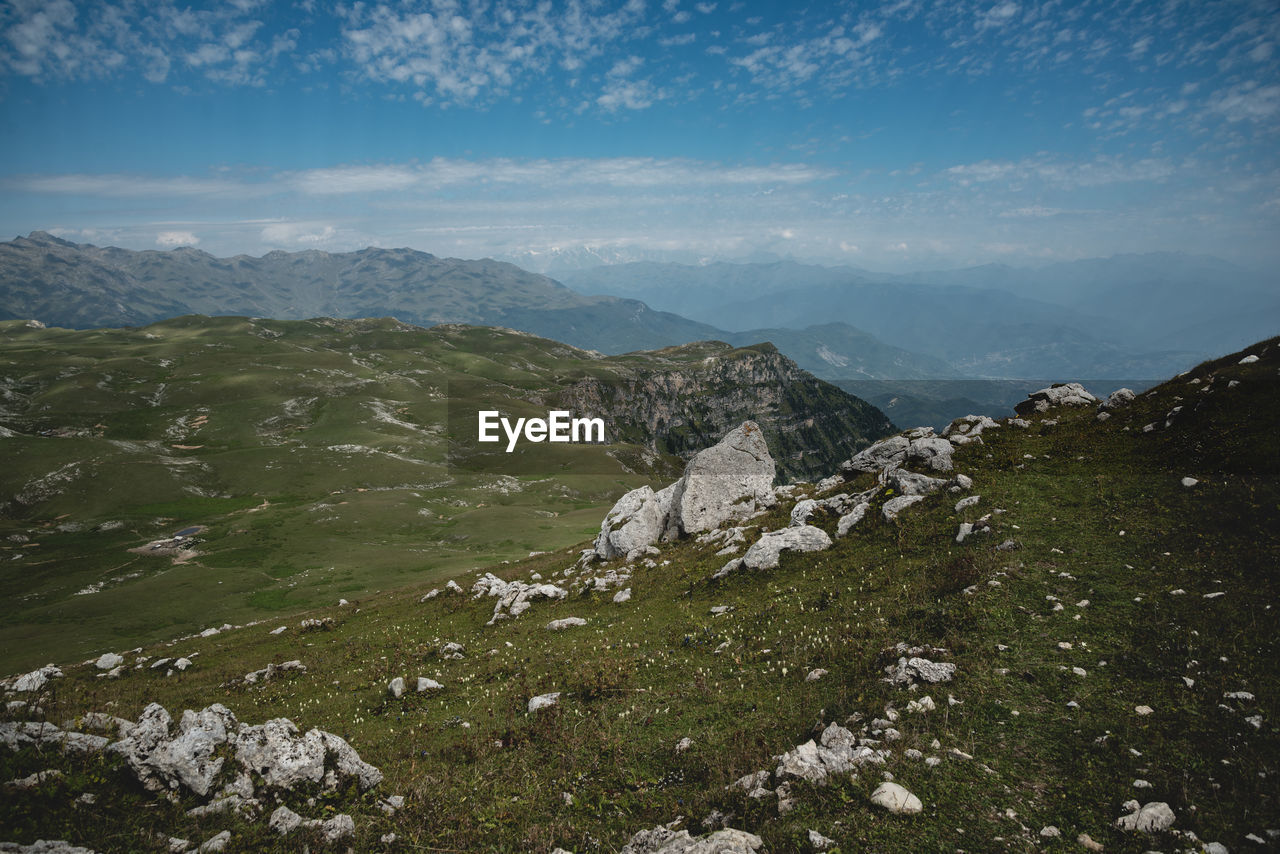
528;692;561;713
94;652;123;670
1039;825;1061;838
613;587;632;603
1078;832;1104;851
675;737;693;753
870;781;922;814
1239;354;1259;364
416;677;442;692
1181;477;1199;487
198;830;231;852
547;617;588;631
805;668;828;682
1135;705;1154;716
388;677;406;698
1115;801;1175;833
808;829;835;851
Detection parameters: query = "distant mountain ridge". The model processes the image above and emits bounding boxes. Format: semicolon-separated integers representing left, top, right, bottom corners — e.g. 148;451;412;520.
0;232;946;380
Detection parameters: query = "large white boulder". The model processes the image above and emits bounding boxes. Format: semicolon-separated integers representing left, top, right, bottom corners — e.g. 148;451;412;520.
670;421;776;535
593;485;676;560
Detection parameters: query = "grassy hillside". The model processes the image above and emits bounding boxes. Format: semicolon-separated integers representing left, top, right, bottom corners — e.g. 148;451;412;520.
0;316;884;673
1;337;1275;852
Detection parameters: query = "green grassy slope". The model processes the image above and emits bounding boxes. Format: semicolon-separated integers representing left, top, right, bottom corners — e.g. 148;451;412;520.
0;316;885;673
1;338;1275;852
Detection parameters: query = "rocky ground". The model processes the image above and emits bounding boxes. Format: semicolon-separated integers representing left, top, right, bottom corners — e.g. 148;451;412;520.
1;338;1277;852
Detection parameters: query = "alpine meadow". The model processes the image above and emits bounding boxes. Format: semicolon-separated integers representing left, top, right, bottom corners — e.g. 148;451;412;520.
1;1;1278;853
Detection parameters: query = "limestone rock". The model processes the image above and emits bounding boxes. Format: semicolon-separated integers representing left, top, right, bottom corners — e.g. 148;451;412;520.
734;525;832;573
269;805;304;834
613;588;632;603
671;421;777;535
11;664;62;692
1015;382;1098;415
842;435;909;474
775;723;885;785
885;657;955;685
870;781;922;814
594;485;676;561
94;653;123;671
472;574;569;624
808;829;835;851
547;617;588;631
109;703;237;797
528;692;561;713
619;823;764;854
0;842;97;854
836;503;871;537
1100;388;1136;410
907;435;954;473
882;495;925;521
1115;801;1175;833
417;677;442;692
388;677;406;698
197;831;230;853
886;469;946;497
955;495;980;512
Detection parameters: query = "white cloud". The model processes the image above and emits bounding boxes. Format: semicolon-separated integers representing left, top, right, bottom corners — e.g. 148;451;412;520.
1208;82;1280;122
945;154;1174;189
156;230;199;247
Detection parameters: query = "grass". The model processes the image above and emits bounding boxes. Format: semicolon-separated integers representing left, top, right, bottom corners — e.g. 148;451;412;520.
2;338;1277;852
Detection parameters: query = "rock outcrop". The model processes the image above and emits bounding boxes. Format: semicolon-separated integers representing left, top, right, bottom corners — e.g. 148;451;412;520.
592;422;777;562
1014;382;1098;415
108;703;382;801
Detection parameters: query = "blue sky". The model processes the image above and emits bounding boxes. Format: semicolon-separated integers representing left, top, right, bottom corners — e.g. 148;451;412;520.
1;0;1278;272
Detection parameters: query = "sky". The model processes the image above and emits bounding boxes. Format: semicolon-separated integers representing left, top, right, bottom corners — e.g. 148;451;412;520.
1;0;1278;273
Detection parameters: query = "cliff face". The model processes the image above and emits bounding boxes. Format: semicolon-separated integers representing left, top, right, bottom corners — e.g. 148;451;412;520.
555;342;895;482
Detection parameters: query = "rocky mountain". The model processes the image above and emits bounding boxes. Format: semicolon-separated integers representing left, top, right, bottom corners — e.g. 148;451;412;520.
554;341;892;478
0;232;723;355
0;233;947;382
1;336;1275;853
0;315;889;670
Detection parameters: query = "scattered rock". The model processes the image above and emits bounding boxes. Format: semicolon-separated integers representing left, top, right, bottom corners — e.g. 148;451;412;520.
388;677;406;699
805;668;828;682
94;653;123;671
197;830;230;852
619;823;764;854
955;495;980;512
417;677;442;692
885;657;955;686
843;435;910;474
1100;388;1136;410
907;435;954;472
735;525;832;572
1115;801;1175;833
11;664;62;692
775;722;886;785
675;737;693;753
528;692;561;713
882;495;926;521
1239;354;1259;364
808;829;835;851
870;781;922;814
836;502;871;537
1015;382;1098;415
472;575;569;624
613;588;632;603
1181;477;1199;487
886;469;946;496
547;617;588;631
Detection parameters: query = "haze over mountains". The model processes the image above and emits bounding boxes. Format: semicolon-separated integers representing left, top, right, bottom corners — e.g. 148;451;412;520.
3;231;1275;388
